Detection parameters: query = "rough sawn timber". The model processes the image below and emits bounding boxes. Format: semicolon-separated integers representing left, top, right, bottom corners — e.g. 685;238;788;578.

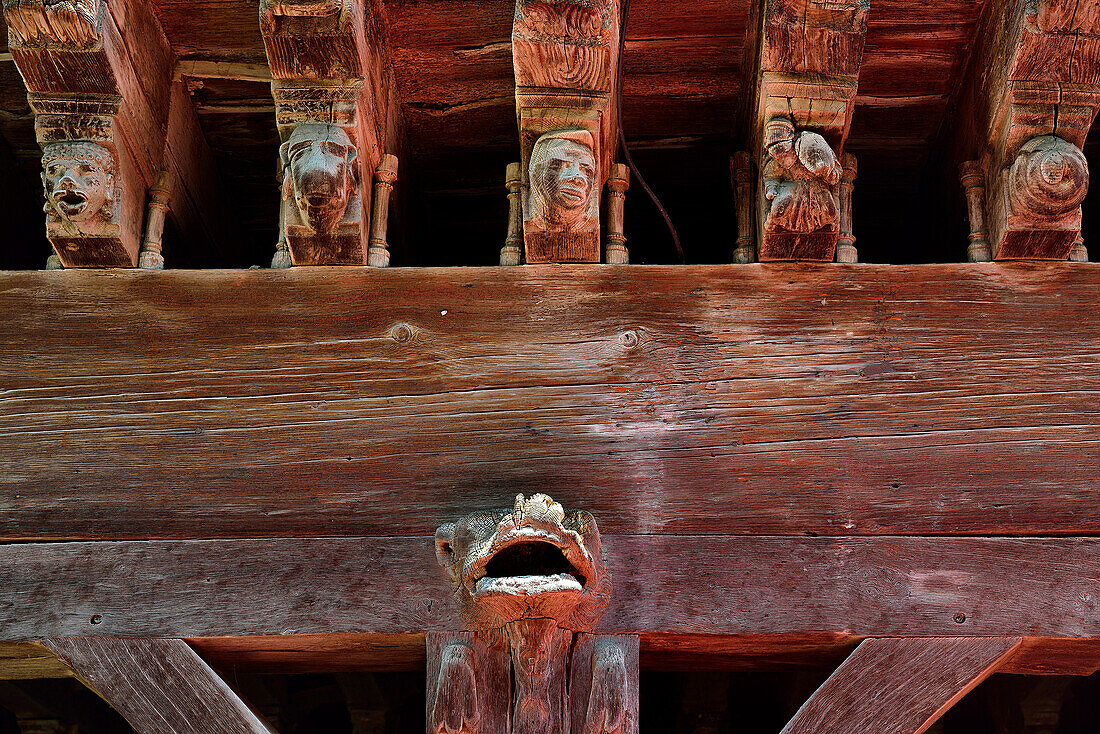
0;263;1098;539
780;637;1021;734
5;536;1100;647
41;638;273;734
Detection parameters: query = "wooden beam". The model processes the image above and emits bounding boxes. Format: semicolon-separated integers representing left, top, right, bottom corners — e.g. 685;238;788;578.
953;0;1100;261
781;637;1020;734
512;0;622;263
6;537;1100;649
260;0;405;267
0;264;1098;539
744;0;869;262
0;643;72;681
41;638;273;734
2;0;224;267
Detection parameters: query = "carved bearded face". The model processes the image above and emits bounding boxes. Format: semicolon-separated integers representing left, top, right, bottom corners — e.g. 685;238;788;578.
281;122;358;235
529;131;597;229
41;142;115;223
436;493;611;631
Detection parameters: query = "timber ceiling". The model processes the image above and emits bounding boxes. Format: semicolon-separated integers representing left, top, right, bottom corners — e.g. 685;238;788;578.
0;0;1095;268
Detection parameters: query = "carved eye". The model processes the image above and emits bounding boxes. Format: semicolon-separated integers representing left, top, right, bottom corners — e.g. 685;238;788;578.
580;163;594;179
46;165;63;177
288;141;313;162
320;140;347;158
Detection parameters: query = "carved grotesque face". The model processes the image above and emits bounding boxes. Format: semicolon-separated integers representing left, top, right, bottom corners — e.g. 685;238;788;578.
281;122;358;235
41;142;115;223
529;132;596;229
1011;135;1089;218
436;493;610;631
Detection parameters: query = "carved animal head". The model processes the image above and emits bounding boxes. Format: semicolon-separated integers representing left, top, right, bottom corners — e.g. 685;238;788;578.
528;129;597;230
40;141;115;223
1010;135;1088;219
436;493;610;631
281;122;359;235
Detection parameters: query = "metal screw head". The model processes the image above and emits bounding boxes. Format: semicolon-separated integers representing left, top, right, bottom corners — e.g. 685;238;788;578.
953;613;967;624
90;614;102;625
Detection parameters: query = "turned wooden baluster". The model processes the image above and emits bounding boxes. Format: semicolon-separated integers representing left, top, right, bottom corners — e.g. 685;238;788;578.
138;171;173;270
836;153;858;264
731;151;754;263
1069;237;1089;262
501;162;523;266
604;163;630;264
959;161;992;262
367;154;399;268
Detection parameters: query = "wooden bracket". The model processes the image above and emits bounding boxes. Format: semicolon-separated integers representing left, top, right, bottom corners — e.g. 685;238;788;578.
749;0;869;262
781;637;1021;734
3;0;226;268
262;0;396;266
512;0;622;264
958;0;1100;260
41;638;274;734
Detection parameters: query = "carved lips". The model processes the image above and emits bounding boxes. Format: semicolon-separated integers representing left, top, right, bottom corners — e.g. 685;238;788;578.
436;493;610;631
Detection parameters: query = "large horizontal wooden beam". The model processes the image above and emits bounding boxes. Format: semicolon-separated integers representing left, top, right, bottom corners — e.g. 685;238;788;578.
4;536;1100;652
0;264;1098;540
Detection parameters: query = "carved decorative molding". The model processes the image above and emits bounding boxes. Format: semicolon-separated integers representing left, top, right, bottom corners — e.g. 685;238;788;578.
751;0;868;262
512;0;622;264
433;494;635;734
4;0;100;50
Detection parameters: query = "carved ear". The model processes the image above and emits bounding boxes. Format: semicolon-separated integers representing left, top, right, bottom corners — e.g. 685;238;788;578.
279;140;291;168
435;523;458;578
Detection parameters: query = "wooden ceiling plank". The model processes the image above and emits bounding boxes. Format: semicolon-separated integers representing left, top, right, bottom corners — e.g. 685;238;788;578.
781;637;1021;734
260;0;405;268
41;638;274;734
7;537;1100;646
739;0;870;262
1;0;227;268
954;0;1100;262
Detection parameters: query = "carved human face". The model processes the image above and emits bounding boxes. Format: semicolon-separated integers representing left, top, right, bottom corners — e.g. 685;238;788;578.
281;123;358;235
531;138;596;227
436;493;610;631
41;146;113;223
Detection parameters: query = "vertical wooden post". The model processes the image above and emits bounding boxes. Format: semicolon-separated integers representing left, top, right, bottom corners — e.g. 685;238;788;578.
836;153;858;264
569;636;639;734
959;161;992;263
501;162;524;266
427;631;510;734
138;171;173;270
605;163;630;264
731;151;754;263
367;154;399;268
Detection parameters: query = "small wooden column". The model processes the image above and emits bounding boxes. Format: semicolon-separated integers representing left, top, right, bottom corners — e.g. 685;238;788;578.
604;163;630;264
501;162;524;266
731;151;755;263
261;0;396;266
513;0;623;264
749;0;869;262
836;153;858;263
959;161;992;262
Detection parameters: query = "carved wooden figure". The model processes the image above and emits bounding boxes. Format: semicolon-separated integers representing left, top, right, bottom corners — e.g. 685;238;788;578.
434;494;636;734
836;153;858;263
261;0;393;266
501;162;524;266
750;0;869;261
604;163;629;264
731;152;755;263
960;0;1100;260
513;0;622;263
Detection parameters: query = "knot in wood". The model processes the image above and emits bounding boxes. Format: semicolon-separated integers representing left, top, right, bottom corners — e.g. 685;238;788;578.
391;323;414;343
618;330;639;349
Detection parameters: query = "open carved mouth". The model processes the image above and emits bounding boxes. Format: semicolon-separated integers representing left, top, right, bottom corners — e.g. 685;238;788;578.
53;189;88;215
468;537;589;598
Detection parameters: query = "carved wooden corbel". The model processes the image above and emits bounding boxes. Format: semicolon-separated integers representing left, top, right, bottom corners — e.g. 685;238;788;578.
749;0;869;262
261;0;396;266
433;494;637;734
513;0;622;264
959;0;1100;260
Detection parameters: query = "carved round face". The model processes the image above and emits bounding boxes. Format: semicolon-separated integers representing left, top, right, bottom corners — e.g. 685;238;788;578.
531;138;596;226
42;150;113;223
1011;135;1089;218
283;123;358;235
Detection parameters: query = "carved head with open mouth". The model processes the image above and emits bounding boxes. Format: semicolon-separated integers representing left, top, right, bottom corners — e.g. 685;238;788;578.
41;142;115;224
435;493;610;631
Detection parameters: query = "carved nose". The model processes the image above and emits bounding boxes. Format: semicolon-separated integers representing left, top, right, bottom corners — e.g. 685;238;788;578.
58;176;78;190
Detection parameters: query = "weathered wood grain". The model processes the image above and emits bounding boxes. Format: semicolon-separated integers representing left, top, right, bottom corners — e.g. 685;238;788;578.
6;536;1100;643
781;637;1020;734
0;265;1098;538
42;638;273;734
0;643;72;680
426;630;510;734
